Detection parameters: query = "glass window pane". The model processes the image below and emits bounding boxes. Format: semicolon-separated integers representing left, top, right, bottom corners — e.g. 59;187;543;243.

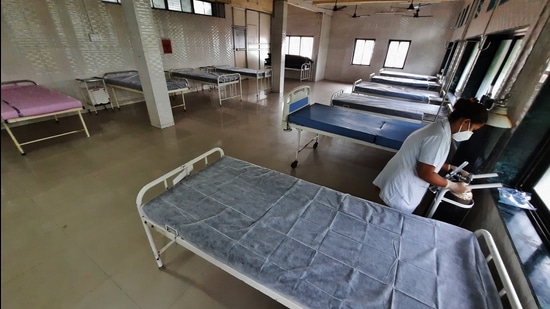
352;40;366;64
288;37;300;55
168;0;182;11
203;2;212;15
300;37;313;59
456;42;480;90
152;0;166;9
181;0;192;12
534;167;550;209
492;38;523;96
385;41;400;67
362;40;375;64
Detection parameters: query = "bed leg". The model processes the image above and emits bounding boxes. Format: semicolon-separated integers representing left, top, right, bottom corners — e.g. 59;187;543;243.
3;122;25;155
141;221;165;269
313;134;319;149
77;111;91;137
291;129;302;168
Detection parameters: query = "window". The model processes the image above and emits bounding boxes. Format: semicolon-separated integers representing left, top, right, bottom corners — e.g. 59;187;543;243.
351;39;375;66
284;36;313;59
103;0;223;17
475;37;523;99
193;0;212;15
383;40;410;69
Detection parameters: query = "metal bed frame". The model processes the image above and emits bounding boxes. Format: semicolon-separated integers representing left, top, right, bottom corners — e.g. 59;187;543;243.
266;62;312;82
352;78;445;104
135;147;522;309
1;80;90;155
205;65;272;98
169;68;242;106
330;89;451;123
102;70;190;110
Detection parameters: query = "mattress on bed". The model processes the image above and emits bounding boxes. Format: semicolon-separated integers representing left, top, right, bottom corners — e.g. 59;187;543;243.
354;81;443;103
332;93;447;121
171;70;240;84
379;70;438;81
1;85;82;120
371;75;441;90
212;65;268;78
288;103;424;149
142;155;502;309
103;72;189;91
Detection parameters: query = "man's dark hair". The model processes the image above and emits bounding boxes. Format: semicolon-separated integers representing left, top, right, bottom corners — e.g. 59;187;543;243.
448;97;489;124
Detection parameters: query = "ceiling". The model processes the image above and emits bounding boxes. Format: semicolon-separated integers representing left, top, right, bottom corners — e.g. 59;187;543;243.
289;0;458;14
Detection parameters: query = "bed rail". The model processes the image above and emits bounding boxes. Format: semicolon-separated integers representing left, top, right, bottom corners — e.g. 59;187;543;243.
136;147;225;208
475;229;522;309
1;79;38;87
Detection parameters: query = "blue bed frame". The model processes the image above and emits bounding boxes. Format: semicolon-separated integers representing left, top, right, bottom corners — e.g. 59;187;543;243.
282;86;425;168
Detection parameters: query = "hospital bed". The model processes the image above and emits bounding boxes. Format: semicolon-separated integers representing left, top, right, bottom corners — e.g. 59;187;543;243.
283;86;425;168
207;65;271;98
136;147;521;309
1;80;90;155
169;68;242;106
102;70;190;110
352;79;445;104
330;90;450;123
370;73;442;91
378;69;439;81
265;54;313;82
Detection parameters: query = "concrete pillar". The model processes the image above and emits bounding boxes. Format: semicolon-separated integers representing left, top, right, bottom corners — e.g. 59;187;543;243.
121;0;174;129
271;0;288;93
315;13;331;81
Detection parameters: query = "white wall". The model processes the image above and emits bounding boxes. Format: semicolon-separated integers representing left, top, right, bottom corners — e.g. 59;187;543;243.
1;0;234;103
322;2;463;83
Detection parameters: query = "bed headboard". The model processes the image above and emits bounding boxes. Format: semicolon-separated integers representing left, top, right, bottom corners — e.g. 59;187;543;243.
330;89;344;105
282;85;311;131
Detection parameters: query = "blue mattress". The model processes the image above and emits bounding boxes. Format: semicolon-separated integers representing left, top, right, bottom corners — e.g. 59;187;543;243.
288;103;424;150
332;93;447;121
142;155;502;309
353;81;443;104
170;70;240;84
379;70;439;81
103;71;189;91
212;65;269;78
371;75;441;90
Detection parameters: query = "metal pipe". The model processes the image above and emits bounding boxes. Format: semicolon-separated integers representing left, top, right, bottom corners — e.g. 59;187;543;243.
468;183;503;190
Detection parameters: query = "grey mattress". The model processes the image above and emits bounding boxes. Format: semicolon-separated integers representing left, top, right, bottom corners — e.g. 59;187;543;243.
170;70;240;84
371;75;441;91
379;70;439;82
103;71;189;91
353;81;443;104
332;93;447;121
142;156;501;309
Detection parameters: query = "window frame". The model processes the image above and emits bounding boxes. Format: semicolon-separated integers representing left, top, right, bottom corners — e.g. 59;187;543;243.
383;40;411;69
351;38;376;66
102;0;224;18
284;35;314;59
517;131;550;249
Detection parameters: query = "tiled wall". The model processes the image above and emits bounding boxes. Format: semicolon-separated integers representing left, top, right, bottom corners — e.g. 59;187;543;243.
1;0;234;101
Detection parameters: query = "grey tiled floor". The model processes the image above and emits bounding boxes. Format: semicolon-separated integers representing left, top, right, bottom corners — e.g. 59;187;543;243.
1;79;396;308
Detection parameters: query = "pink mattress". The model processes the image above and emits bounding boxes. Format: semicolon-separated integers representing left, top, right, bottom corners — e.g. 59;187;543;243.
1;85;82;121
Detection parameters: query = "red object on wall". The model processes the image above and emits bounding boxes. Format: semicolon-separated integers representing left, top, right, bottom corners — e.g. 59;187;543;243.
162;39;172;54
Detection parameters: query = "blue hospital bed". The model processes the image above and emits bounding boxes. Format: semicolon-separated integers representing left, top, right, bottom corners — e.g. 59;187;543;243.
282;86;425;168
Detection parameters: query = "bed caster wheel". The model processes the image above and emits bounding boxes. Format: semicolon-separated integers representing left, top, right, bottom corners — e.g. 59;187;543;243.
313;142;318;149
158;265;166;270
291;161;298;169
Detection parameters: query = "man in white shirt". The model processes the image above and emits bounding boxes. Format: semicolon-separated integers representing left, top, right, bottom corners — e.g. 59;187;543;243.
373;98;488;214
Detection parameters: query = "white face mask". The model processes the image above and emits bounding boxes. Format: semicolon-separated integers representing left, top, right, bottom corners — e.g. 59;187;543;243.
452;122;474;142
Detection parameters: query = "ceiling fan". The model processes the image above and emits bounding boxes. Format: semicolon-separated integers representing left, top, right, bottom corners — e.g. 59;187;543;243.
347;5;369;18
390;1;432;12
402;7;433;18
331;0;347;12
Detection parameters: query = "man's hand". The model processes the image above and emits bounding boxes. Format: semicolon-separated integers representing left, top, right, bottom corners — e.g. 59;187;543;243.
445;179;470;194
